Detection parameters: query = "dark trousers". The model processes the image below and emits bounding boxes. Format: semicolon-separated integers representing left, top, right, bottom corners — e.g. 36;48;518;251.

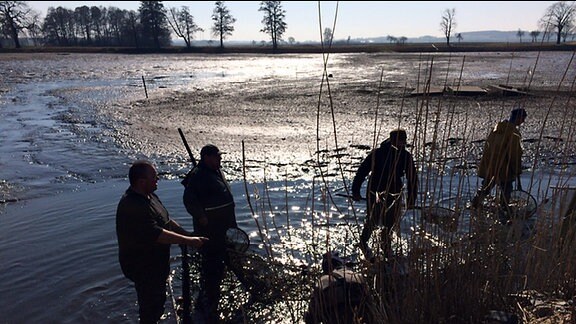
196;242;227;324
360;192;402;258
195;242;252;323
134;275;167;324
474;177;513;210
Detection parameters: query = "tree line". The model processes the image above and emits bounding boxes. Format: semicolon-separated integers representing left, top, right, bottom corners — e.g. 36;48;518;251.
1;1;575;50
0;0;287;49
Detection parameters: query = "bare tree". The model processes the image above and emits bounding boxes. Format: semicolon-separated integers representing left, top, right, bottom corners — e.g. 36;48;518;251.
517;29;525;43
323;27;332;45
440;8;456;47
561;21;574;42
211;1;235;49
0;1;39;48
107;7;128;46
456;33;463;42
539;1;576;44
90;6;104;44
26;10;42;45
126;10;140;47
386;35;397;44
258;1;286;50
42;6;76;46
530;30;541;42
167;6;202;48
74;6;91;44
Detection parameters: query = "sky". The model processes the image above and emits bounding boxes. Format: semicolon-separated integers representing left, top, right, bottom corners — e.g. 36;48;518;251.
27;1;559;42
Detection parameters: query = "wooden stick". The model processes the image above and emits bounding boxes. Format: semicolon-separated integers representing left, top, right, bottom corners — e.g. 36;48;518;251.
176;128;195;324
141;75;148;99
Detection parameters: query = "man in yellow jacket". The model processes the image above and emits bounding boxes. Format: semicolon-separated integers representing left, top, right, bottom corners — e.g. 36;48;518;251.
471;108;527;222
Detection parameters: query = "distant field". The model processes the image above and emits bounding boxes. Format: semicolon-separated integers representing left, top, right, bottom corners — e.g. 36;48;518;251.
2;42;576;54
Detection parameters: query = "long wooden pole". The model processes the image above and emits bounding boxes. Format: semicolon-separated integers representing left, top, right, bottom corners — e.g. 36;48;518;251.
178;128;197;166
141;75;148;99
177;127;196;324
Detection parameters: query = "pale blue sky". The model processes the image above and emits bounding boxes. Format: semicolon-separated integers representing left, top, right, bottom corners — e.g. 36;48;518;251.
28;1;558;42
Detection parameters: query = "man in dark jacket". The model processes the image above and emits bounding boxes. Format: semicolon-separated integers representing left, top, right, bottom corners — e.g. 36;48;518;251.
182;144;241;323
352;129;418;262
116;160;207;324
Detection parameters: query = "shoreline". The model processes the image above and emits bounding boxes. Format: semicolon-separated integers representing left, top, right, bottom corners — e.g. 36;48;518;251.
2;42;576;55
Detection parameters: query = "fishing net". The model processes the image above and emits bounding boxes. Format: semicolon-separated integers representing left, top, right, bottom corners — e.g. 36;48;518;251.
169;247;318;323
226;227;250;253
508;190;537;219
420;206;460;232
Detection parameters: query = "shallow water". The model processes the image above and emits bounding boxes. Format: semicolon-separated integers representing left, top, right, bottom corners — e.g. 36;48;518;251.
1;52;576;323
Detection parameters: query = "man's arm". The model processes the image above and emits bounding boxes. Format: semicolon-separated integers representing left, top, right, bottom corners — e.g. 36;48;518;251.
510;132;523;178
405;153;418;208
351;152;373;201
156;229;208;248
167;219;192;236
183;182;209;226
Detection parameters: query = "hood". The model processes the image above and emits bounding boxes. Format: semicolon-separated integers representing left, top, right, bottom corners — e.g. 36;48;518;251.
492;120;518;135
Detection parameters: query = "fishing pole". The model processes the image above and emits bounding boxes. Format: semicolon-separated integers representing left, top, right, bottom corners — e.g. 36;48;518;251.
177;127;195;324
178;128;197;167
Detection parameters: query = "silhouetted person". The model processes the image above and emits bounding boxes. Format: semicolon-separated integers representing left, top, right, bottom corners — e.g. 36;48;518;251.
116;160;207;324
352;129;418;261
182;144;248;323
471;108;527;223
304;251;375;324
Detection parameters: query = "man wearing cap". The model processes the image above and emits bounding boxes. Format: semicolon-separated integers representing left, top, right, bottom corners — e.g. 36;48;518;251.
471;108;527;222
182;144;240;323
352;129;418;262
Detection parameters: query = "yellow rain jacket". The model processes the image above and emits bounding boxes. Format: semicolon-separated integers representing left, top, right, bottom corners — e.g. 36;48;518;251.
478;120;523;182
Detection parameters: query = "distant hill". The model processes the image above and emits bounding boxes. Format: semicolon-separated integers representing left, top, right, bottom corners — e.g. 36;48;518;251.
354;30;545;44
177;30;550;46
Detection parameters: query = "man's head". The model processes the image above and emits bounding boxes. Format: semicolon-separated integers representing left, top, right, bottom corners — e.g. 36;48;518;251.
200;144;223;170
321;251;346;274
128;160;158;194
389;128;408;148
510;108;527;126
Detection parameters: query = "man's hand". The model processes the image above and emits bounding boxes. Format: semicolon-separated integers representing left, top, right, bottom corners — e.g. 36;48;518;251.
188;236;208;248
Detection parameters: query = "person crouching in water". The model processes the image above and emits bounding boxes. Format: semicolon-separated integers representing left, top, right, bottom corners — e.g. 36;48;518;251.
304;251;375;324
